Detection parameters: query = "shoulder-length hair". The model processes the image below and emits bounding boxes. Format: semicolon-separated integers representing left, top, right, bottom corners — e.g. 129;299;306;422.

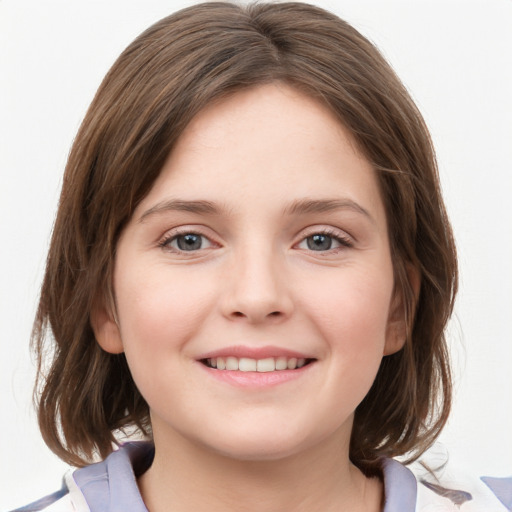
33;1;457;473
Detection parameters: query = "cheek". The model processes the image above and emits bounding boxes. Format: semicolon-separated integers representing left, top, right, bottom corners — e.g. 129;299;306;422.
301;267;393;346
114;264;216;357
296;264;394;402
113;265;218;404
322;277;393;404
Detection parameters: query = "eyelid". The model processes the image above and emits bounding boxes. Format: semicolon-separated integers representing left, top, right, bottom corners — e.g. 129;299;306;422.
157;226;220;253
294;226;354;251
155;224;353;254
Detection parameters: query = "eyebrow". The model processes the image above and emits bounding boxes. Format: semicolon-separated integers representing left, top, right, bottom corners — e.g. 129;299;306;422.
283;198;375;223
138;199;220;223
138;197;374;224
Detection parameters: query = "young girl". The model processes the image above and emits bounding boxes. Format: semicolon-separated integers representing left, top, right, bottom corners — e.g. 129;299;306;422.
11;2;511;511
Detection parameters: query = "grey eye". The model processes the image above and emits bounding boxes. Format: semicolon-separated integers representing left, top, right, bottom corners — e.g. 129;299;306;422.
306;234;333;251
174;233;207;251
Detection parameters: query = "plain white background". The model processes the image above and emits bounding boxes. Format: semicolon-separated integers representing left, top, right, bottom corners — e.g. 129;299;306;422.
1;0;511;509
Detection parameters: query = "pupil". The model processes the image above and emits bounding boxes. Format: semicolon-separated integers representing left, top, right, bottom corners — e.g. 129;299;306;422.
177;234;202;251
307;234;332;251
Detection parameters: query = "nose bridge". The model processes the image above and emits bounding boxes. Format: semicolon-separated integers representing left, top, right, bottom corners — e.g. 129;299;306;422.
223;237;292;323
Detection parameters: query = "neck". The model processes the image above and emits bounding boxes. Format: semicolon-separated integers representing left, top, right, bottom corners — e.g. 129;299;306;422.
138;426;383;512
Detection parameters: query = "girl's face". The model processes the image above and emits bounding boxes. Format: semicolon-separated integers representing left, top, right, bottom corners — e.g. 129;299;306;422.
94;83;406;461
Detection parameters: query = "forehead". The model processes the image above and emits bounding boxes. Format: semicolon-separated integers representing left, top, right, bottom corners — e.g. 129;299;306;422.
133;83;386;229
173;83;361;169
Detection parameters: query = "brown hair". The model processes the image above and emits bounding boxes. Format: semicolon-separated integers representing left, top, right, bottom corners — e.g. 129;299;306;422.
33;1;457;473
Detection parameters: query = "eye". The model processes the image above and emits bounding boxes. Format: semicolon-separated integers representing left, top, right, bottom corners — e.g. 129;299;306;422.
160;232;213;252
297;231;352;252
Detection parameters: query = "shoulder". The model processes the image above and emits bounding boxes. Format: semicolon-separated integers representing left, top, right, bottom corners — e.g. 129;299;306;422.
9;486;74;512
9;470;90;512
10;442;154;512
407;457;512;511
381;455;512;511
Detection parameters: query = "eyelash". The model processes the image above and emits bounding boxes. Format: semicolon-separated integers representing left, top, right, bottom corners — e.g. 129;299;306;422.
157;228;353;254
158;228;215;253
297;228;354;253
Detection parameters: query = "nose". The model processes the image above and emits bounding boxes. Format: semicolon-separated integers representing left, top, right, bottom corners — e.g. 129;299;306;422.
220;246;294;324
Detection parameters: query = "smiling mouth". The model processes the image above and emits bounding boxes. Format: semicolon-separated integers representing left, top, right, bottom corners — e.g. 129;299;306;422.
201;356;315;372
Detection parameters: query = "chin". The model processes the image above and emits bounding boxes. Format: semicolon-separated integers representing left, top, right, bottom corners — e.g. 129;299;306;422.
197;423;326;463
213;440;305;462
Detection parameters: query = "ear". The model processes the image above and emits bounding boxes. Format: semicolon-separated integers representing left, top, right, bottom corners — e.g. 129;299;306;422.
384;263;421;356
90;301;124;354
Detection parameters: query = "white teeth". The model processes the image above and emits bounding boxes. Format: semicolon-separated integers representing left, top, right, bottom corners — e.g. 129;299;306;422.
226;357;238;371
205;356;311;372
287;358;298;370
239;357;257;372
275;357;288;370
256;357;275;372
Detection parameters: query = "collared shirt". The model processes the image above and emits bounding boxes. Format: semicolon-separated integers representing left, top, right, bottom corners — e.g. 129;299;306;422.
12;442;512;511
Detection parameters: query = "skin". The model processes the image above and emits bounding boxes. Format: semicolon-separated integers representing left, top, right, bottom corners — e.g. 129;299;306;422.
93;83;408;512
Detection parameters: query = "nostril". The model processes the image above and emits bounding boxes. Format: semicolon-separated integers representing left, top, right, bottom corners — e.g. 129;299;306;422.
227;309;287;322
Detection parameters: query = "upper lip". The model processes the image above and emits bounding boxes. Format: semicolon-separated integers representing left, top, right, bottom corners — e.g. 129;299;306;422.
196;345;314;360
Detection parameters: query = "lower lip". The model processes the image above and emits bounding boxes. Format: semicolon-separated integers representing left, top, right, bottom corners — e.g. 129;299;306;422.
198;362;314;388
